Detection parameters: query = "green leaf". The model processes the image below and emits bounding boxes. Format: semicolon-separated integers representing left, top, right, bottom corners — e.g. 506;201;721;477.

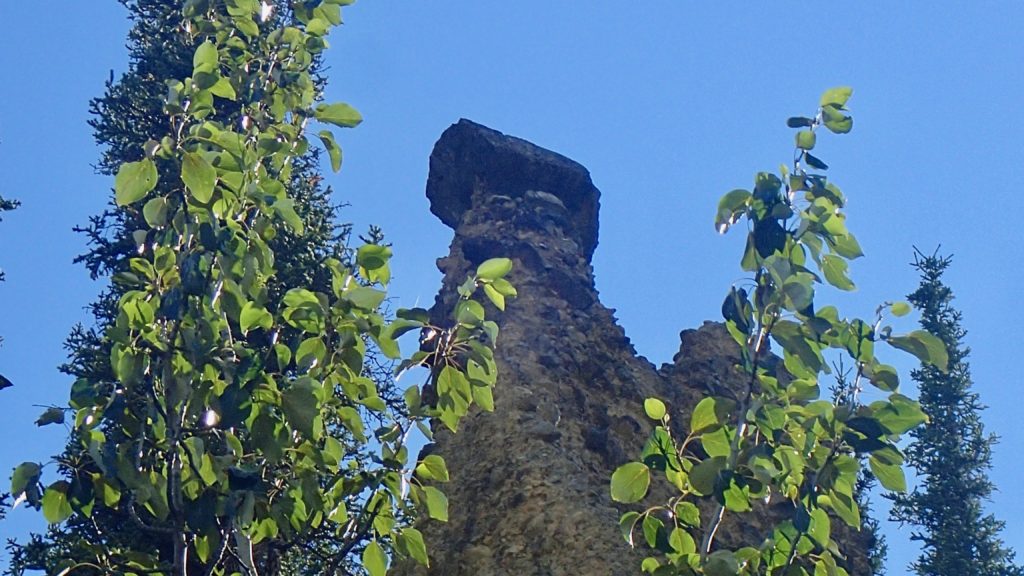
346;286;386;310
831;232;864;259
143;197;169;227
886;330;949;371
362;540;387;576
42;481;73;524
820;86;853;108
11;462;41;496
705;550;740;576
691;397;733;434
239;302;273;333
822;105;853;134
804;152;829;171
675;501;701;527
35;407;65;427
399;528;429;566
181;152;217;203
422;486;449;521
318;130;343;172
864;362;899;392
415;455;450;482
281;380;320;439
610;462;650;503
825;491;860;527
869;455;906;491
482;283;505;311
643;398;666;420
209;76;237;100
890;301;912;317
315;102;363;128
192;41;218;72
796;130;816;151
272;198;304;234
870;393;927;435
476;257;513;281
114;159;158;206
689;456;726;496
821;254;855;291
808;507;831;548
619;511;640;545
715;189;751;233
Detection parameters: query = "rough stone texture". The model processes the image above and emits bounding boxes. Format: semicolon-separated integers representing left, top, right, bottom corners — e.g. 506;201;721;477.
396;120;871;576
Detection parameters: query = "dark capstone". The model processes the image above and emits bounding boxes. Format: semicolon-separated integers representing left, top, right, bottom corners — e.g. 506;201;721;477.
427;119;601;261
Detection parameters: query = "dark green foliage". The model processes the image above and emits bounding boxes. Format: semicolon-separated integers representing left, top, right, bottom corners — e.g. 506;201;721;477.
831;366;888;576
857;469;888;576
888;250;1023;576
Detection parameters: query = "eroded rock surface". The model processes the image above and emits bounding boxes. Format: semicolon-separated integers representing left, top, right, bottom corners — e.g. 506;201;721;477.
397;120;870;576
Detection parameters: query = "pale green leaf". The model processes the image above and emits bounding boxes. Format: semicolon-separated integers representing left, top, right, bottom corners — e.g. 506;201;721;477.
643;398;666;420
362;540;387;576
315;102;363;128
42;481;73;524
476;258;513;281
820;86;853;108
610;462;650;503
318;130;343;172
114;159;158;206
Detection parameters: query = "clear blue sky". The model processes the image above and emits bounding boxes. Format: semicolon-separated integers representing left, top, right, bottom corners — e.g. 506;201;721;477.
1;3;1022;574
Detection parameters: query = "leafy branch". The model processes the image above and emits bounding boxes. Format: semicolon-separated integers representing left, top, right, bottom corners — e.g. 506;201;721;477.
612;87;947;576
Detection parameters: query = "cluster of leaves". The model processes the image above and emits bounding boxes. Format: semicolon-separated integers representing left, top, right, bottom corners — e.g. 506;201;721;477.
888;251;1023;576
611;88;947;576
9;2;513;575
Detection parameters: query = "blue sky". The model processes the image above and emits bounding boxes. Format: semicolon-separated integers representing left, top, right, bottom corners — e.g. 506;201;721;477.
1;2;1022;574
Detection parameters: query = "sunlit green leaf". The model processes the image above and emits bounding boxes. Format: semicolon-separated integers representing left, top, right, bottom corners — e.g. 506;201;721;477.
239;302;273;333
415;455;450;483
315;102;363;128
181;152;217;203
869;455;906;491
821;254;855;291
318;130;343;172
399;528;429;566
886;330;949;371
142;197;169;228
890;301;912;317
422;486;448;522
476;258;513;281
643;398;666;420
610;462;650;503
114;159;158;206
796;130;816;151
42;481;73;524
820;86;853;108
362;540;387;576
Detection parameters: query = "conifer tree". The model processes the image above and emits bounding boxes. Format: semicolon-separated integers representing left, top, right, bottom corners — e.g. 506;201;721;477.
5;1;364;573
889;250;1023;576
